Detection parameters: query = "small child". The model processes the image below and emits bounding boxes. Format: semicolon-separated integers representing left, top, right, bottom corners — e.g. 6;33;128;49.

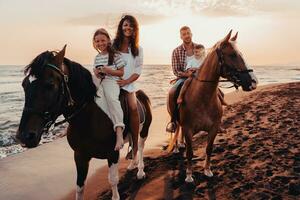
92;28;125;151
177;44;206;104
186;44;205;72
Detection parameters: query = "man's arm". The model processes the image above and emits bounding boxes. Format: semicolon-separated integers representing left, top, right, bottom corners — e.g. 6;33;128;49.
172;48;192;78
171;49;181;77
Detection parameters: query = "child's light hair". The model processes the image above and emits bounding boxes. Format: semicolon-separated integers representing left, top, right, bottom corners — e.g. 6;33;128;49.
92;28;116;65
194;44;206;58
194;44;205;50
93;28;112;52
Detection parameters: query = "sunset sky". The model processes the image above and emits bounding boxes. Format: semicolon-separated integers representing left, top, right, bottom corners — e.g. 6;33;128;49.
0;0;299;66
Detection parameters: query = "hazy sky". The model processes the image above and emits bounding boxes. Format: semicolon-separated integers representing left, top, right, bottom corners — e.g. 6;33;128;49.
0;0;299;66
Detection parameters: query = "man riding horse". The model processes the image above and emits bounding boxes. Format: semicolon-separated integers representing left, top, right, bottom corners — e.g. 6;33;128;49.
167;26;226;133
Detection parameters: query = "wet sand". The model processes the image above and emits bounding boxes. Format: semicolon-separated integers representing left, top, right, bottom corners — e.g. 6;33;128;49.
1;82;299;200
96;82;300;199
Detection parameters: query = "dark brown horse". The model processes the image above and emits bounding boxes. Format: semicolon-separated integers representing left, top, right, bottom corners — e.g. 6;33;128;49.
167;30;258;183
16;46;152;200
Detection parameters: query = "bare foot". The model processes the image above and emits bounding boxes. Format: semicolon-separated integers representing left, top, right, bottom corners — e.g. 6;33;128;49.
114;128;124;151
114;136;124;151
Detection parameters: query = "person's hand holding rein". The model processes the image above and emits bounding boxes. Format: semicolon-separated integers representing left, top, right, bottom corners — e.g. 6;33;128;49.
178;70;193;78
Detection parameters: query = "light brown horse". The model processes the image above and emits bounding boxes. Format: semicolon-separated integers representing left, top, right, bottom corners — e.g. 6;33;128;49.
16;46;152;200
168;30;258;183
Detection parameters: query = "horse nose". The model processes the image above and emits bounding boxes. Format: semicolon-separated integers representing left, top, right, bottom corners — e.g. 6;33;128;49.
250;78;257;90
24;132;36;141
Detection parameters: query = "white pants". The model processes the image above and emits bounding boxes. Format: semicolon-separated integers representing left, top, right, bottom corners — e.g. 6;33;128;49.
95;78;125;131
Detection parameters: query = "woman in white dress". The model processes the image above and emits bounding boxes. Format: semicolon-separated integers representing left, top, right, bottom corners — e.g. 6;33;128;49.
113;15;143;164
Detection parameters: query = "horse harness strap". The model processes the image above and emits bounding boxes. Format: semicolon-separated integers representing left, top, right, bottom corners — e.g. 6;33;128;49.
191;47;253;89
54;102;88;127
35;63;86;131
46;63;74;106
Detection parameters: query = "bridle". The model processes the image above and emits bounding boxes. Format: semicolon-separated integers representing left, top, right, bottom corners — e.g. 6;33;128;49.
23;63;85;133
193;46;253;89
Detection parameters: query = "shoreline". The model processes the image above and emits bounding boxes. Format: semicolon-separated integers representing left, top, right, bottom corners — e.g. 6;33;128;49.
1;63;300;158
1;82;299;200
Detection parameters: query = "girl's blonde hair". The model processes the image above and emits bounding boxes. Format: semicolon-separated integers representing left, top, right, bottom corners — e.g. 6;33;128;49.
93;28;116;65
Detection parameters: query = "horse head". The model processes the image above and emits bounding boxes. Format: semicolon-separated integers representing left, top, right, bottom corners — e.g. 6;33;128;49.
215;30;258;91
16;45;70;148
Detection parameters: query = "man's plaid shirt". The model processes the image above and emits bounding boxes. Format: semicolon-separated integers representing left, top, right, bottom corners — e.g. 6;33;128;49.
171;42;198;78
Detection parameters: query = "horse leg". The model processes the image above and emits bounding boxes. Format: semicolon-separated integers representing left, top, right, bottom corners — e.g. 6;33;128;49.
127;131;139;170
136;97;152;179
173;126;180;153
204;127;218;177
178;126;186;149
74;152;91;200
137;135;147;179
166;125;179;153
173;139;180;153
107;159;120;200
183;127;194;183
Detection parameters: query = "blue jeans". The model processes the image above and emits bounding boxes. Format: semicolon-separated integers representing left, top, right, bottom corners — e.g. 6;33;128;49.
172;78;186;89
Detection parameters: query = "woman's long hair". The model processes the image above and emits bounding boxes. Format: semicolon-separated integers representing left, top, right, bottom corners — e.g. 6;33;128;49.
93;28;116;65
113;15;139;57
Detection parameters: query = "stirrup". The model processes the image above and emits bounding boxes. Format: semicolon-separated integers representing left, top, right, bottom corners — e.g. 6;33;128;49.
166;122;177;133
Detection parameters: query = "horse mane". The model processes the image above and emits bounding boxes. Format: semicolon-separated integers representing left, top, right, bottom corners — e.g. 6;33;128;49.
24;51;54;77
198;42;220;70
63;58;97;102
24;51;97;102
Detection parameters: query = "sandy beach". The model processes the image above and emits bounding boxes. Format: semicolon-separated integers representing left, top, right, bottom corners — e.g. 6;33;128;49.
1;82;299;200
96;82;300;199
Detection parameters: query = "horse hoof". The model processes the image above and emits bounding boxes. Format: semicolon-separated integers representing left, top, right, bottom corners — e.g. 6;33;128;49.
185;176;194;183
137;171;146;180
204;169;213;177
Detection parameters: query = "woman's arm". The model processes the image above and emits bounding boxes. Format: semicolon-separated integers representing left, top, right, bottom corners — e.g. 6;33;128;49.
102;66;124;77
117;47;143;87
117;73;139;87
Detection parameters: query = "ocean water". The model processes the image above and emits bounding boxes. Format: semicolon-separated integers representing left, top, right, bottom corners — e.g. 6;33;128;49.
0;64;299;158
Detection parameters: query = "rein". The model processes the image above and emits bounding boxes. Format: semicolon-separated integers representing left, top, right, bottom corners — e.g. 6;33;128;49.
53;102;88;127
45;63;87;129
23;63;86;133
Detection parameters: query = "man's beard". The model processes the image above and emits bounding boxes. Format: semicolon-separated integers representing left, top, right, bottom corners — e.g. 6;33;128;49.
183;38;192;45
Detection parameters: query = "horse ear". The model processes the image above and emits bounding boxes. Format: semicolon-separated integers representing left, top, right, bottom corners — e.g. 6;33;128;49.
221;30;232;43
53;44;67;67
231;32;238;41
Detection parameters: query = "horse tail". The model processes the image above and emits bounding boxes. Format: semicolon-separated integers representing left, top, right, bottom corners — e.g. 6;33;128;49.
166;126;180;153
136;90;152;138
